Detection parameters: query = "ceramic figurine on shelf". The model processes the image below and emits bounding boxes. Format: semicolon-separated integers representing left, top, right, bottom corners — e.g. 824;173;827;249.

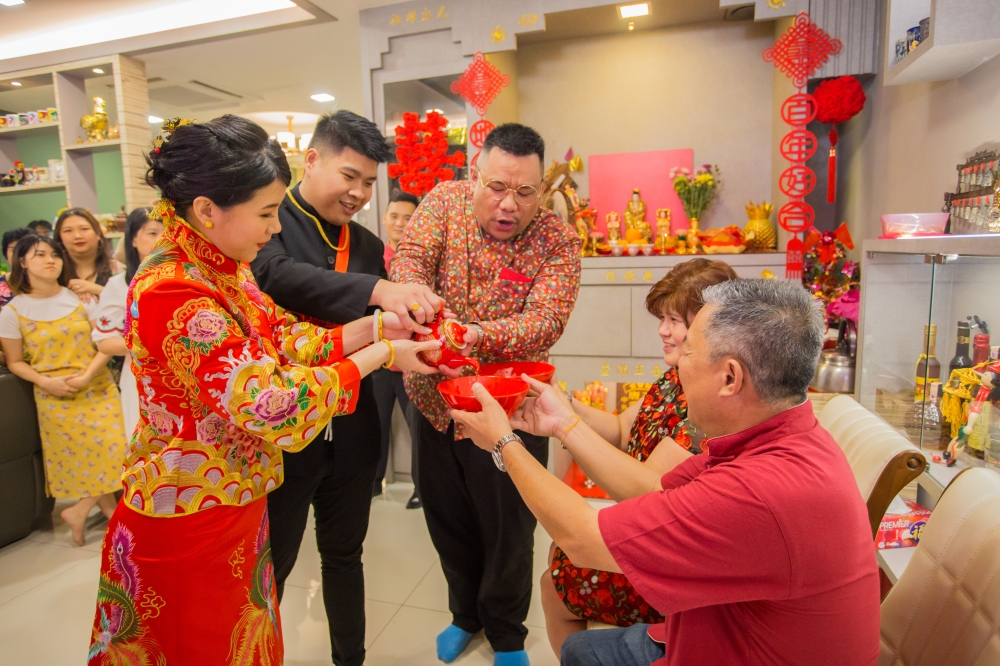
654;209;673;252
80;96;109;143
606;211;622;244
623;188;647;236
12;160;26;185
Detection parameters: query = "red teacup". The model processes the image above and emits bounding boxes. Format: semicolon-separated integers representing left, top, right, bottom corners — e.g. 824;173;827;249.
417;312;479;371
438;376;530;416
478;361;555;383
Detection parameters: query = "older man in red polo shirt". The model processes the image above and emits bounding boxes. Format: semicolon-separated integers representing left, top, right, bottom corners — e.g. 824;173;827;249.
453;278;880;666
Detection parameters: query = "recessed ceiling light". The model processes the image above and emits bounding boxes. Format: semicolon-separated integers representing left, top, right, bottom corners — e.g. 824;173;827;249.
311;93;335;102
619;3;649;19
0;0;296;60
10;81;22;86
148;115;164;124
93;68;104;74
0;0;26;6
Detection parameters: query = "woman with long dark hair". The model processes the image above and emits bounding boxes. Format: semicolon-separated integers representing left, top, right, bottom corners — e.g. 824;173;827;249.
54;207;115;301
0;235;124;546
91;207;163;439
85;116;439;664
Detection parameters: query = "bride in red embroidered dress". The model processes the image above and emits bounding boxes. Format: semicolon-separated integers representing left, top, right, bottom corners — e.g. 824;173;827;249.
87;116;440;666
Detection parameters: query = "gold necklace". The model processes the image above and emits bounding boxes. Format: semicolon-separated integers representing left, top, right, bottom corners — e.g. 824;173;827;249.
286;186;349;252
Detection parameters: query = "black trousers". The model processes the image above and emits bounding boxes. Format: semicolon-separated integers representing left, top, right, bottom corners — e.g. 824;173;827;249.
417;412;549;652
268;391;380;666
372;367;419;495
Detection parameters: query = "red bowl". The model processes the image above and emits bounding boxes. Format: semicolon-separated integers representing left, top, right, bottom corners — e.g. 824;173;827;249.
478;361;556;383
438;376;529;416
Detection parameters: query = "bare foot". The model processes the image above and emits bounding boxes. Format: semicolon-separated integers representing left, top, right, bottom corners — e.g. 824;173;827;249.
60;506;87;546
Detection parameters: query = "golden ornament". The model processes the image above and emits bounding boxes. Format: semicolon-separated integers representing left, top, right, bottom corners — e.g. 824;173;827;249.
743;201;776;252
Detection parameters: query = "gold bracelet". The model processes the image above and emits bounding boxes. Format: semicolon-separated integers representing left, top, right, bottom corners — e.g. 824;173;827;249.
558;415;581;448
381;339;395;369
376;310;384;342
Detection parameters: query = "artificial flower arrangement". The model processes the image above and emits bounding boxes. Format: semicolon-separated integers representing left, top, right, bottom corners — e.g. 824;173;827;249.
669;164;722;227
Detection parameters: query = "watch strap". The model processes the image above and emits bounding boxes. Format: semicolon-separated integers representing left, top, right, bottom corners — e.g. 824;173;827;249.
492;433;522;472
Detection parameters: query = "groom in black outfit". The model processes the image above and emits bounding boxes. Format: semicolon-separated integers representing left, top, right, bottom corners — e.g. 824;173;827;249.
251;110;444;666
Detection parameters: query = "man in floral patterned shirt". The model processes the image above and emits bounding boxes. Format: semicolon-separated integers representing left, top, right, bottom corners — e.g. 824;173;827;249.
390;123;580;666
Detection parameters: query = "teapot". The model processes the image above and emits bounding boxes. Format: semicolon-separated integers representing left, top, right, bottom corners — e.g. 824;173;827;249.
417;312;479;371
810;319;857;394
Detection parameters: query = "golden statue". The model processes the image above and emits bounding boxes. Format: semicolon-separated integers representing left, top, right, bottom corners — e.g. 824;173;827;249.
743;201;777;252
623;188;648;236
80;97;109;143
606;212;622;244
654;208;673;253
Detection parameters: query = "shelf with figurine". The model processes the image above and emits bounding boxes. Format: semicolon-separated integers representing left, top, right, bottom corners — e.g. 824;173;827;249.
0;159;66;193
0;107;60;136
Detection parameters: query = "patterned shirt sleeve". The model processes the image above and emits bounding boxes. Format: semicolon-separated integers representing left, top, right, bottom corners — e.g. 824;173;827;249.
272;306;346;368
389;189;445;286
136;279;360;452
476;234;581;356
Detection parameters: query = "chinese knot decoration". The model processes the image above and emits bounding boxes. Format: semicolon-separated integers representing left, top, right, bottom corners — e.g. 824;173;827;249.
450;51;511;164
387;111;465;197
814;76;866;203
763;12;842;279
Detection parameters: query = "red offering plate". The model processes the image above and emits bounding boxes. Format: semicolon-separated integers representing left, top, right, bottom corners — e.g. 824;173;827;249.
438;376;529;416
478;361;556;383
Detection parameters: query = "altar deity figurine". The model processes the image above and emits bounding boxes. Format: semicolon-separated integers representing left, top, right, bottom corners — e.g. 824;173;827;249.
655;208;673;252
624;188;648;236
606;211;622;244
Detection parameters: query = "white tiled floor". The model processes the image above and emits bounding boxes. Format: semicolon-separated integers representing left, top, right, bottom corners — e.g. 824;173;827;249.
0;486;561;665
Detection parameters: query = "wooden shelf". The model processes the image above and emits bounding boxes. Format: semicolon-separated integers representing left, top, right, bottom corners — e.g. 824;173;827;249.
63;139;121;153
0;182;66;195
0;122;60;138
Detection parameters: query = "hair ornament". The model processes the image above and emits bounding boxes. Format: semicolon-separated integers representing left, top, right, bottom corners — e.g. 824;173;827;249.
153;117;194;154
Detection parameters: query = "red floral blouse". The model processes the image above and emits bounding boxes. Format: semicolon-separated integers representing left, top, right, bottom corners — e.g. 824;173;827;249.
551;368;697;626
121;215;360;516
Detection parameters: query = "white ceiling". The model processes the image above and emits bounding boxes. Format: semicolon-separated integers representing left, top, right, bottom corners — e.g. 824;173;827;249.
0;0;748;136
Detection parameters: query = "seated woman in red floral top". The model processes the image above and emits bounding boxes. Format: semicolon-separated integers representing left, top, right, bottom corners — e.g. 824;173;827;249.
542;258;737;655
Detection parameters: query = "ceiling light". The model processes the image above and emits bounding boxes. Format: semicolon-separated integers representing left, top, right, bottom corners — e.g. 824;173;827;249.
628;21;635;31
10;81;22;86
0;0;26;6
299;133;313;151
93;68;104;74
311;93;335;102
619;3;649;19
0;0;296;60
148;115;164;124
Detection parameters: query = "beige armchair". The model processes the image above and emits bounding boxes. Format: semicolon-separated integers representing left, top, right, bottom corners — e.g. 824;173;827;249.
818;395;926;538
878;467;1000;665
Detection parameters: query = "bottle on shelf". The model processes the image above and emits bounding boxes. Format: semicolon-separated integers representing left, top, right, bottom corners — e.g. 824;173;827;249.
904;381;946;450
949;320;974;374
973;334;991;366
915;324;940;402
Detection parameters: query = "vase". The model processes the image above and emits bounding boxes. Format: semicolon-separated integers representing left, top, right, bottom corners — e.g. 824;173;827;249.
744;217;777;252
688;217;700;235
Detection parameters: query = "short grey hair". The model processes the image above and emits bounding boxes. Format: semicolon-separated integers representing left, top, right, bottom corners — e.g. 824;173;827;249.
700;278;824;404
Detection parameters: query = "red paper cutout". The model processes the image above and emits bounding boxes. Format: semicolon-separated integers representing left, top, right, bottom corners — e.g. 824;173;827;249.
763;12;841;278
387;111;466;197
451;52;511;163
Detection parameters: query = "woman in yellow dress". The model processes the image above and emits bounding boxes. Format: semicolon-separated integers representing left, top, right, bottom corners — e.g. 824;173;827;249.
0;235;125;545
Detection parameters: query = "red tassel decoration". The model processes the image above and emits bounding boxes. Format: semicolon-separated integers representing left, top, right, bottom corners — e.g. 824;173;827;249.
827;127;838;203
786;235;804;279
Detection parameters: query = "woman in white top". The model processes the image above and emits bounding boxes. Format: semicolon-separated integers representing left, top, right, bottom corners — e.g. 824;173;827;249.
91;208;163;440
0;235;126;546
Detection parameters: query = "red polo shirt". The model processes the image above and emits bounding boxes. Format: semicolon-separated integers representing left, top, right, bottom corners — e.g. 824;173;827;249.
597;401;880;666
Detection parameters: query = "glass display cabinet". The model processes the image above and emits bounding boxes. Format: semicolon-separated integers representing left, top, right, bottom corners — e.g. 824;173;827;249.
858;235;1000;505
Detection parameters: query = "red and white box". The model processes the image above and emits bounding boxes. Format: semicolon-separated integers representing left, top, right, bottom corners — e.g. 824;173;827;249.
876;497;931;550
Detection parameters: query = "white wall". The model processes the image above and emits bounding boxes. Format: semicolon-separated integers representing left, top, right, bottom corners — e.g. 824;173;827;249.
516;19;776;229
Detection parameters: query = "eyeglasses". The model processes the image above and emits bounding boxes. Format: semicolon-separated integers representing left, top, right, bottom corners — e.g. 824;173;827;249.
477;170;540;206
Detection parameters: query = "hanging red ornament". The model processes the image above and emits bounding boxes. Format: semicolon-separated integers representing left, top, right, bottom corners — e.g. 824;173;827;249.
763;12;842;279
387;111;466;197
450;52;511;164
813;76;866;203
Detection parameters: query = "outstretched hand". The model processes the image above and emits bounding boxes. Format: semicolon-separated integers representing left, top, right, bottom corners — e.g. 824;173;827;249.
510;375;576;439
450;382;514;452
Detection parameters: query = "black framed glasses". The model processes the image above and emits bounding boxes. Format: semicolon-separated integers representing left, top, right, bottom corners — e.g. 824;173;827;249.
477;170;540;206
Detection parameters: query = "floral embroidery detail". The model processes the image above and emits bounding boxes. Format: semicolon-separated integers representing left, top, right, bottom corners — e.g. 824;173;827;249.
184;308;229;352
245;384;305;429
196;412;227;444
145;401;178;437
140;587;166;621
228;511;278;666
389;179;581;435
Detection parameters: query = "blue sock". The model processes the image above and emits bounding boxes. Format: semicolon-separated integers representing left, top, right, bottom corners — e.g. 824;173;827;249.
436;624;474;663
494;650;529;666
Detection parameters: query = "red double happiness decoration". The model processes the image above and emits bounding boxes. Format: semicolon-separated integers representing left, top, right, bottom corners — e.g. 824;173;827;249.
388;111;466;197
450;52;511;165
763;12;841;279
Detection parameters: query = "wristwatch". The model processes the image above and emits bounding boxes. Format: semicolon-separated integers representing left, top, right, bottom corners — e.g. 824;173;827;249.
492;433;522;472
